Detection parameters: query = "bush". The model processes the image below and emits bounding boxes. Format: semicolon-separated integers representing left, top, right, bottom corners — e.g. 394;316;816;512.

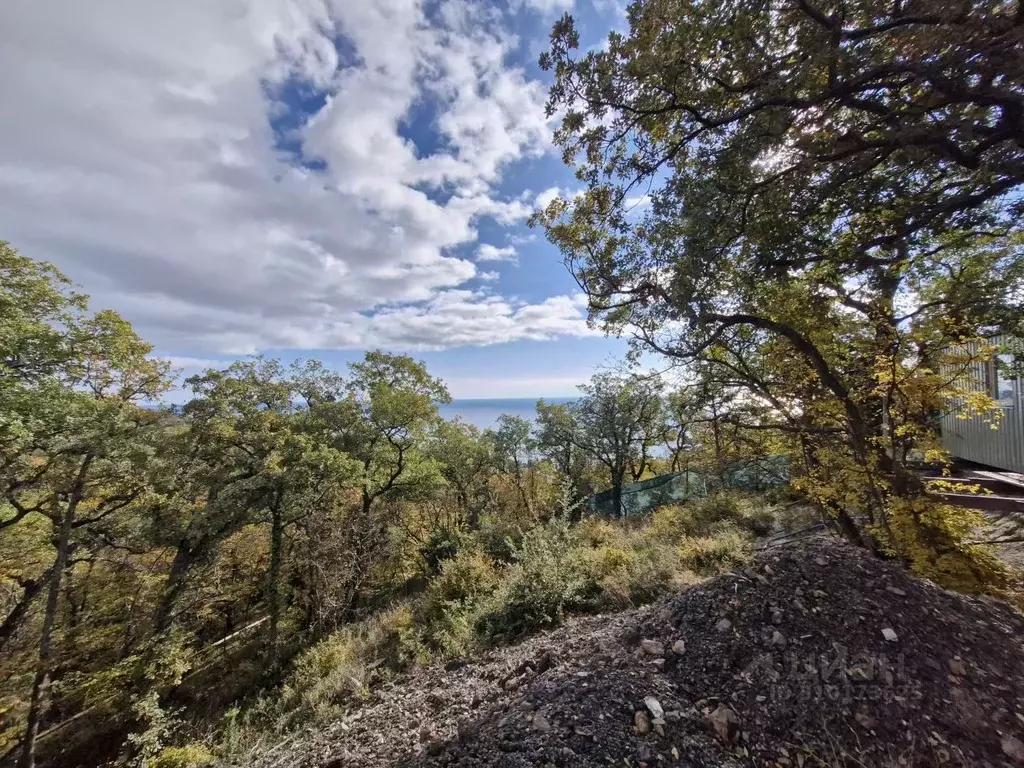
148;744;215;768
478;514;588;640
425;547;499;606
676;526;752;574
584;541;695;608
474;512;526;563
419;527;472;575
271;603;421;727
417;547;501;658
652;492;775;540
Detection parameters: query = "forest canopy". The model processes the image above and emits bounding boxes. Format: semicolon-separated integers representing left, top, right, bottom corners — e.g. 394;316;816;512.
2;241;772;767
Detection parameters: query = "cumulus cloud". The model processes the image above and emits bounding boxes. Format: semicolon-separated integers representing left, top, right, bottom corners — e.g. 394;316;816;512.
534;185;585;211
513;0;575;13
0;0;588;353
362;290;597;350
624;194;652;209
476;244;518;263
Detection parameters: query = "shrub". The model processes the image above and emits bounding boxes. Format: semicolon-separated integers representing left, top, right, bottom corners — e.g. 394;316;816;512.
425;547;499;606
652;492;774;540
148;744;215;768
271;602;421;727
478;514;588;640
419;527;472;575
584;541;694;608
417;546;501;658
475;512;525;563
676;526;752;574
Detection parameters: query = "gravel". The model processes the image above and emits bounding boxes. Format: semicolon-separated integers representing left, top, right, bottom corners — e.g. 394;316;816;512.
241;539;1024;768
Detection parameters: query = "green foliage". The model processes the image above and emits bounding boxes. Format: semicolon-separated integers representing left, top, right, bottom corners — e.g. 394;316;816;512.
883;498;1007;595
147;744;216;768
477;513;589;640
417;547;501;658
537;0;1023;591
583;540;693;608
652;492;775;539
269;603;421;728
675;528;752;575
426;548;500;607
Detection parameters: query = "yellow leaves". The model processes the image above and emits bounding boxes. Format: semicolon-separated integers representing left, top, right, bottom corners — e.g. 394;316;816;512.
882;496;1006;594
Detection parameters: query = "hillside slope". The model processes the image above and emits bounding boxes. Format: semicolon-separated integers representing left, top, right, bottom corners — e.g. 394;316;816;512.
235;540;1024;768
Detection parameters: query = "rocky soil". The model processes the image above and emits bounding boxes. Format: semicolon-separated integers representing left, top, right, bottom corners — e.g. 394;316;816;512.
241;540;1024;768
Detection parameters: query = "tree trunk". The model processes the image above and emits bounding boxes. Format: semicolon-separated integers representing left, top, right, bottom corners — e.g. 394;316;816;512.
19;455;91;768
612;466;625;517
150;539;195;639
267;486;285;665
0;572;47;655
710;401;724;483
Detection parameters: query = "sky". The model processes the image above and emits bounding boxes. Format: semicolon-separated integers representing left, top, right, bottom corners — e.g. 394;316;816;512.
0;0;636;399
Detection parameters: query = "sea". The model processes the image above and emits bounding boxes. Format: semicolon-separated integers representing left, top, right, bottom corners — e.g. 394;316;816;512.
437;397;575;430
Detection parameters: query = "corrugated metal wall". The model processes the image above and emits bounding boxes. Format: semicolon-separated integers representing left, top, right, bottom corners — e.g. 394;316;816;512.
939;334;1024;473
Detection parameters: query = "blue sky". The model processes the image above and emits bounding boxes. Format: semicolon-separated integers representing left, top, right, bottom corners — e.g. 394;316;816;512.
0;0;633;398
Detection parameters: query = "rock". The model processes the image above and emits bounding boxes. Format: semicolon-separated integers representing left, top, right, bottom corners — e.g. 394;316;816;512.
426;740;445;757
771;610;783;625
886;585;907;596
671;639;686;655
881;627;898;642
640;639;665;657
532;714;551;733
535;650;554;674
643;696;664;719
651;658;666;671
1002;735;1024;765
707;704;740;743
949;658;967;677
771;630;787;647
444;658;468;671
716;618;732;632
815;557;827;566
855;711;876;730
652;717;666;737
634;710;651;735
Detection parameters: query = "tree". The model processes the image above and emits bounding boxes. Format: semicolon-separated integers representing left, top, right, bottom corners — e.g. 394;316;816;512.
491;415;536;515
534;399;590;501
571;370;664;517
537;1;1024;586
0;244;172;768
428;419;495;529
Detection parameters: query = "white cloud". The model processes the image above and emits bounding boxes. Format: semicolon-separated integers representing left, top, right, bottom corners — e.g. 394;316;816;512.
347;290;598;350
0;0;587;354
534;185;584;211
513;0;575;13
476;244;518;262
478;270;500;281
159;356;236;371
624;194;651;209
535;186;564;210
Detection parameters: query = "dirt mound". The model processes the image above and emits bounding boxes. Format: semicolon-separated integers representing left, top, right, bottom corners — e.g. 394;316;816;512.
244;540;1024;768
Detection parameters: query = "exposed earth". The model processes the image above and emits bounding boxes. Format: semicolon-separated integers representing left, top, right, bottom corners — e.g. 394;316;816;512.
237;540;1024;768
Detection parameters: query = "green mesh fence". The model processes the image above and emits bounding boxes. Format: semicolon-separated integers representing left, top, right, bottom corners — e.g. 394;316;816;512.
587;456;789;517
